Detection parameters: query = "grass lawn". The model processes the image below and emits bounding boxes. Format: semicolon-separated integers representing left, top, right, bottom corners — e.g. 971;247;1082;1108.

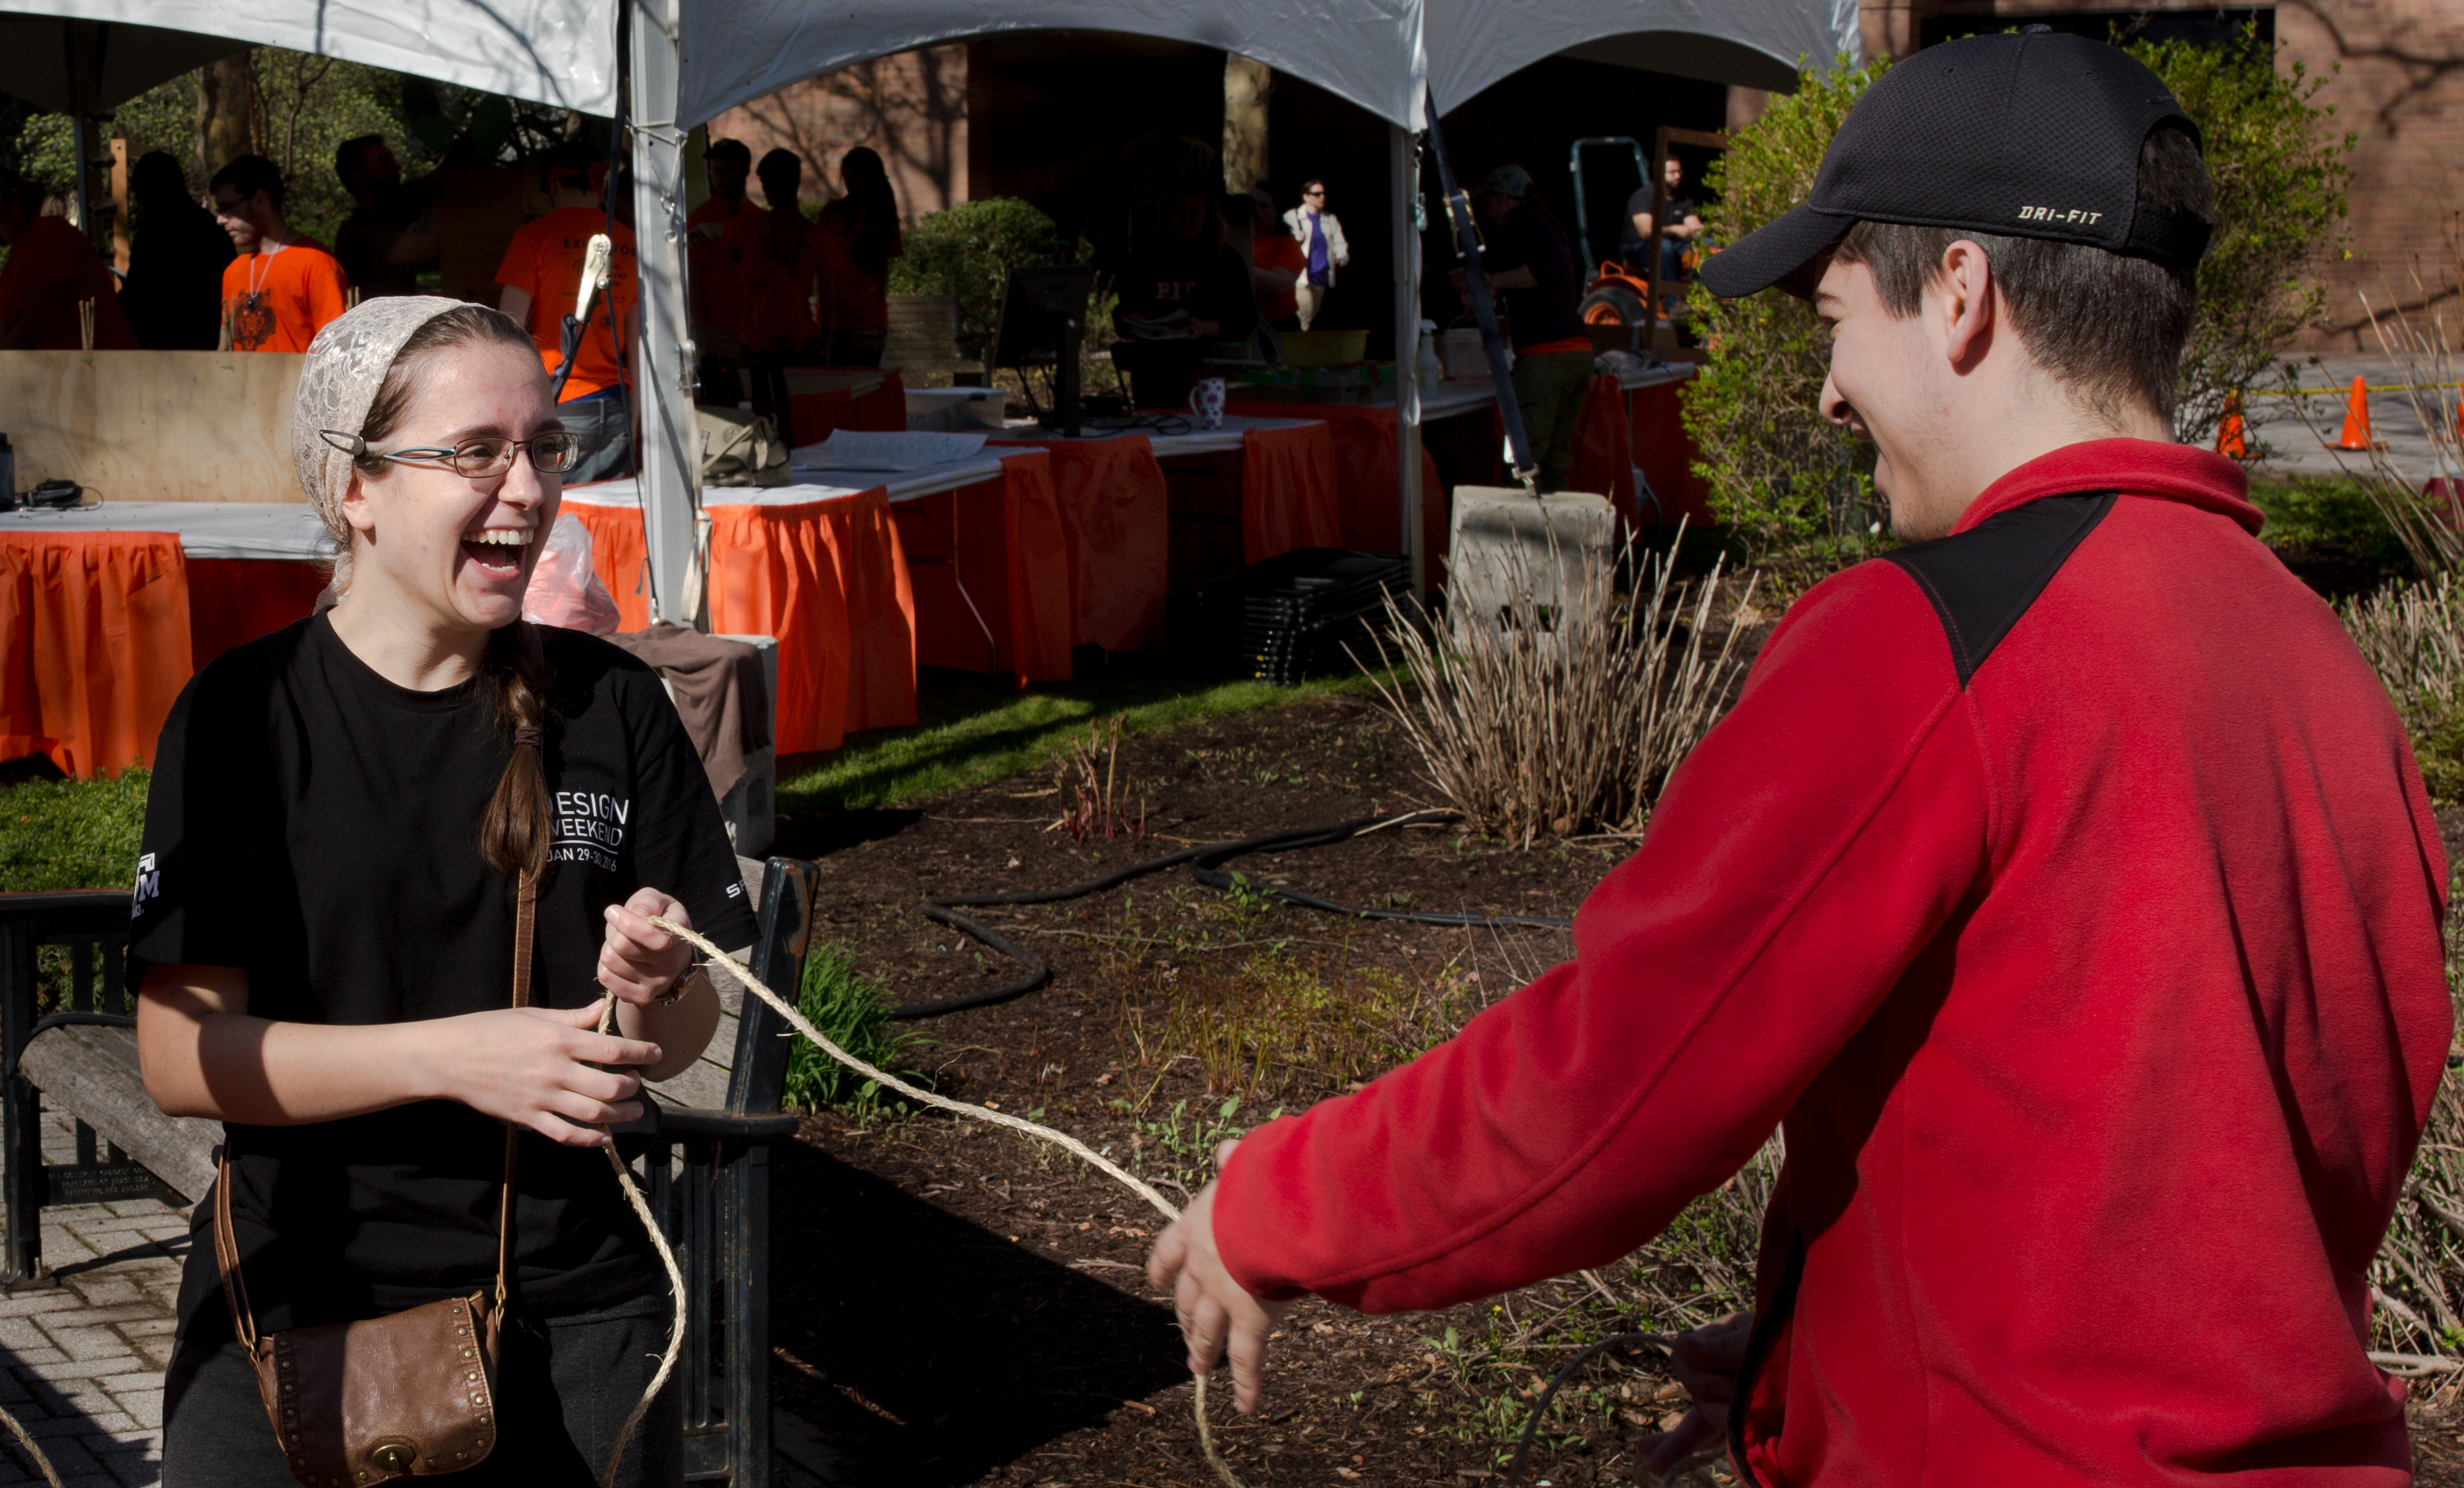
777;658;1388;812
0;657;1387;893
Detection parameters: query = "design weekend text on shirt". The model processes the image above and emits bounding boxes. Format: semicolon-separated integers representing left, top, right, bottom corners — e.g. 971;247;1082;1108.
553;791;629;871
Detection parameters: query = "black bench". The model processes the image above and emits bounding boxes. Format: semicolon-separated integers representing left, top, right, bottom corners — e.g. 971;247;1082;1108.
0;858;822;1486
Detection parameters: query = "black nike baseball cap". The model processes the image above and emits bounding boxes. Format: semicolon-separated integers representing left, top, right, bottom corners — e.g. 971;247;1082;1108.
1698;29;2212;300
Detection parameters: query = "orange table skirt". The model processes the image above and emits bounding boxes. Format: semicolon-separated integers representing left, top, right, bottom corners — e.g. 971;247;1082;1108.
891;451;1073;688
1226;400;1449;574
787;368;906;445
2;530;192;778
569;492;919;755
991;435;1167;653
1238;422;1346;563
1569;376;1715;532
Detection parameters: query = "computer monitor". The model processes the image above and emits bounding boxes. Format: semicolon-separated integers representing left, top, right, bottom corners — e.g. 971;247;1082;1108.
991;264;1097;436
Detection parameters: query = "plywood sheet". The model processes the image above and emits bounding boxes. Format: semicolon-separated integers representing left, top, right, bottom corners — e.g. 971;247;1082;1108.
1;350;307;503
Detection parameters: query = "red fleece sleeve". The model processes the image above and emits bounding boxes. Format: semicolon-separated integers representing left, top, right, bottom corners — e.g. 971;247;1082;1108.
1212;562;1995;1311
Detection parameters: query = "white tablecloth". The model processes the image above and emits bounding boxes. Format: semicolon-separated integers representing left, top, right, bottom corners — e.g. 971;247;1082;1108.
565;451;1010;511
0;501;329;560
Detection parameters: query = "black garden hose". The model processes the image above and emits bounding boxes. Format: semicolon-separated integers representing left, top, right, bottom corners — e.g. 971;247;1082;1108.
889;810;1574;1020
1504;1331;1669;1484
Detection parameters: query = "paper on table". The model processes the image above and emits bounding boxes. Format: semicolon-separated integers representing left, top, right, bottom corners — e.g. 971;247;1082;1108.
790;429;989;472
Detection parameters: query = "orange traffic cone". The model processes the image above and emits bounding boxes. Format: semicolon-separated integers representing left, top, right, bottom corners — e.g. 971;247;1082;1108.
2335;375;2374;451
2215;394;2249;459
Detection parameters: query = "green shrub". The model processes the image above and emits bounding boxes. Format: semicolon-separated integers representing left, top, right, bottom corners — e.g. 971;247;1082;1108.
777;944;931;1117
1681;55;1889;593
0;772;148;892
1684;33;2351;587
2247;473;2414;596
2138;31;2351;450
887;197;1063;350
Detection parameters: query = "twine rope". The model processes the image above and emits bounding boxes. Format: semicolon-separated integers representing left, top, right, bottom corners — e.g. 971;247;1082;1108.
639;915;1247;1488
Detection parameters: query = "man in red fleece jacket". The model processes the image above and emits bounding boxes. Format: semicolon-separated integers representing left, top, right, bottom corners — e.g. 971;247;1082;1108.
1148;30;2453;1486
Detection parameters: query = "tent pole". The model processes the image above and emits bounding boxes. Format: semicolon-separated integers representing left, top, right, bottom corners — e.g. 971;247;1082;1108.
629;0;704;627
1391;123;1424;597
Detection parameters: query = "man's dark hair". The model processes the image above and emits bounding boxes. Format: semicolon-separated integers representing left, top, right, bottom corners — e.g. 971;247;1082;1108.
334;134;384;193
1831;125;2212;424
1300;178;1326;196
211;154;286;211
132;151;189;201
0;168;47;217
537;140;598;196
704;137;752;167
756;148;802;201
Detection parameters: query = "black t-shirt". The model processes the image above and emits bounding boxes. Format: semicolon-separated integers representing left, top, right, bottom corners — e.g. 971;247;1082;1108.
1618;188;1698;249
1113;241;1260;346
131;616;757;1338
1483;204;1584;350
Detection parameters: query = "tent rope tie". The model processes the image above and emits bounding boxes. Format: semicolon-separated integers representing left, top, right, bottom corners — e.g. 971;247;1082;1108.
616;916;1249;1488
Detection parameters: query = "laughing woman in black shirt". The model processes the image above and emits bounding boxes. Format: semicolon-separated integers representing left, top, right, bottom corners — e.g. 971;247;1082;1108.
133;297;757;1486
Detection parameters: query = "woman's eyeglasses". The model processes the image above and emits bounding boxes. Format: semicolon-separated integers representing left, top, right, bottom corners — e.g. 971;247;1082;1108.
320;430;584;477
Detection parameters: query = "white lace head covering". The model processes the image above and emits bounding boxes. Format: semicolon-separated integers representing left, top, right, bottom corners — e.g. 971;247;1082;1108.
290;296;472;544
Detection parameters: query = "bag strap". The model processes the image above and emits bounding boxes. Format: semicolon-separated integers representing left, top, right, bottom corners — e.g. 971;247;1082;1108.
212;865;541;1344
495;866;537;1308
212;1147;258;1353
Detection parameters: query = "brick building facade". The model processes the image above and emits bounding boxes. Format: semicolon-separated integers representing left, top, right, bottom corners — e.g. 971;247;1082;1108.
704;46;968;222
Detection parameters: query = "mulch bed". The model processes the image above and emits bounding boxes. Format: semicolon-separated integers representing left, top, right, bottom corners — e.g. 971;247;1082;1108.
761;696;2464;1486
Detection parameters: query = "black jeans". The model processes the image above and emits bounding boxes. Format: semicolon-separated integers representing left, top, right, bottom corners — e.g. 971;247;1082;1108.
162;1300;682;1487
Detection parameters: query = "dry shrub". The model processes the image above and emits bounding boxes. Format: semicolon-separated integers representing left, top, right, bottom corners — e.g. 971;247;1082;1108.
1047;716;1148;844
1361;537;1757;846
2342;574;2464;806
1113;945;1482;1102
2373;1039;2464;1374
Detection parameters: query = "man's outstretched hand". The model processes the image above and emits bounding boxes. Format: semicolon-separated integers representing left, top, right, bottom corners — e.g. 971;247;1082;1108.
1148;1138;1292;1413
1642;1311;1754;1479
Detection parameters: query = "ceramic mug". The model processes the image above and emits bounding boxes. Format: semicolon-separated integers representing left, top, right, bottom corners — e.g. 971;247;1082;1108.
1187;376;1227;431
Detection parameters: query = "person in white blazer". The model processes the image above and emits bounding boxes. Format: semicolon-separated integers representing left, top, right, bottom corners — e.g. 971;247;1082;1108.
1280;180;1350;329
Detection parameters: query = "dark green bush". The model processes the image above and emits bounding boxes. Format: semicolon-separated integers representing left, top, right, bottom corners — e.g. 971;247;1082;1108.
778;944;931;1117
887;197;1063;350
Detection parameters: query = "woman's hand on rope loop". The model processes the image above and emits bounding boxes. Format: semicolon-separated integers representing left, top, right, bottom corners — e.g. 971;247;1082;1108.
1148;1139;1292;1415
430;1004;663;1147
599;889;694;1004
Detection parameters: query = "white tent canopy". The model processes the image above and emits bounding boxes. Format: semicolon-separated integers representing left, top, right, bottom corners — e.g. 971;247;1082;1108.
0;0;618;116
0;17;240;114
680;0;1425;133
1428;0;1858;112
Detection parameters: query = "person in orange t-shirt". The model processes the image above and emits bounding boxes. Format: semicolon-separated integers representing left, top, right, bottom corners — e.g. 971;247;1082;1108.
0;171;139;350
814;147;902;368
688;137;756;355
496;149;640;482
211;155;348;353
722;148;841;435
1241;185;1306;330
728;149;837;358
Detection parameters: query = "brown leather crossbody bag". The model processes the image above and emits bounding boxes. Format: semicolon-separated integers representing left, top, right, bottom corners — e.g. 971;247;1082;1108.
212;869;539;1486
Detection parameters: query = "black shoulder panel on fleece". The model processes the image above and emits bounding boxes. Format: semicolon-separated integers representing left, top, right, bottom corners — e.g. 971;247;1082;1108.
1880;491;2116;688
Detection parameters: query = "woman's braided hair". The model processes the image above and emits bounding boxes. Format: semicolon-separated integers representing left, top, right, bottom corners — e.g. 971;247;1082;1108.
356;304;562;879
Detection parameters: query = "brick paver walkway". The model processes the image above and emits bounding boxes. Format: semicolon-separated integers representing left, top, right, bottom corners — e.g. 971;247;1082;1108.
0;1115;186;1486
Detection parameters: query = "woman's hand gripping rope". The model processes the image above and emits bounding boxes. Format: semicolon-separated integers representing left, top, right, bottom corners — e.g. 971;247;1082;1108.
642;914;1260;1488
